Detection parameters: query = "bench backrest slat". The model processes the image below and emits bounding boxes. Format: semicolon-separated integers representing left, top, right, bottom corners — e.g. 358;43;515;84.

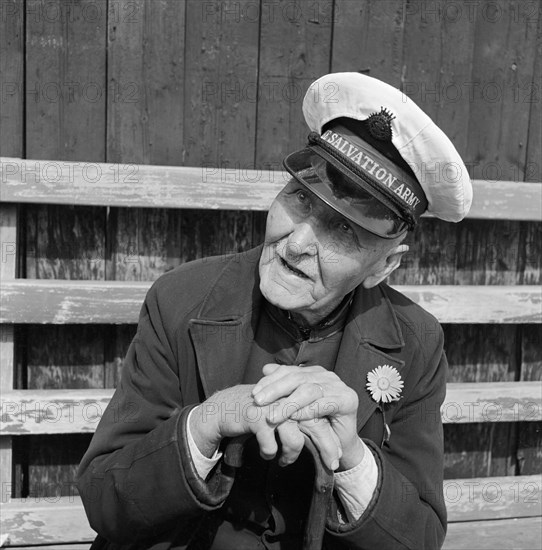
1;157;541;221
1;280;541;324
2;382;541;436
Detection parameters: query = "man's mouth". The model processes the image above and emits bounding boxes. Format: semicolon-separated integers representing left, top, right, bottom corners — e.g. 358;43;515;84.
279;255;310;279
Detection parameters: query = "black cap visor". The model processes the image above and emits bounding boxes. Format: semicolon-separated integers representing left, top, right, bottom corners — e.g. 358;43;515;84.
283;147;409;239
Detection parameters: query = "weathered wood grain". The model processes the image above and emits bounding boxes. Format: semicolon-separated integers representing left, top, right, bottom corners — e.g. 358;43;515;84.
105;0;187;283
1;280;540;324
443;0;542;331
25;0;107;161
433;0;477;158
2;382;540;436
0;0;24;157
3;476;540;550
524;4;542;185
25;204;106;280
444;422;518;479
26;434;92;499
255;0;332;168
3;546;90;550
0;0;23;502
0;205;17;496
0;280;149;324
465;0;539;183
181;0;261;269
0;157;284;208
456;182;542;222
185;0;261;264
401;285;541;323
400;0;443;123
183;0;260;168
331;0;405;86
106;206;184;281
23;0;109;501
107;0;186;166
26;326;106;389
442;324;520;478
518;325;542;476
444;474;542;522
442;382;542;424
452;220;539;286
104;325;136;389
444;516;542;550
444;325;518;383
1;389;114;435
2;158;541;221
390;218;458;285
6;486;540;547
1;496;95;545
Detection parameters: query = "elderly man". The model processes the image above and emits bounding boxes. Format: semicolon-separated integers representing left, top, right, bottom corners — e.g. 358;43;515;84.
78;73;472;550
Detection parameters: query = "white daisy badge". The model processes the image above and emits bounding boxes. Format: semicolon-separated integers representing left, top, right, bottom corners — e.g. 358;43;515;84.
366;365;403;404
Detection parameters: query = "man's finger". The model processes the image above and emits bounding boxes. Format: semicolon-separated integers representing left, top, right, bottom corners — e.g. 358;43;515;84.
276;420;304;467
267;385;329;424
253;364;326;397
254;425;278;460
298;420;342;471
254;372;320;406
253;364;300;396
261;363;283;376
290;399;340;421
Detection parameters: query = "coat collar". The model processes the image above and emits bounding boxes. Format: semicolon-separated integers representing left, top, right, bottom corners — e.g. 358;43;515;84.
189;246;405;430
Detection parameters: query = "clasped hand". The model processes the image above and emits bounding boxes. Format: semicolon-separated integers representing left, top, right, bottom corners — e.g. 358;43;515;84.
190;364;364;472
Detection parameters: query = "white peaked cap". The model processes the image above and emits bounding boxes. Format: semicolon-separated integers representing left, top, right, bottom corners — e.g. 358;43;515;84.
302;72;473;222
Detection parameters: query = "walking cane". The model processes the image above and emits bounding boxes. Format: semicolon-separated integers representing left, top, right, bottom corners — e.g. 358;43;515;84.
224;434;335;550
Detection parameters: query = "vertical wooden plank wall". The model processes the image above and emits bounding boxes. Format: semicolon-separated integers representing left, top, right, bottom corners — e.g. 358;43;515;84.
518;0;542;477
4;0;541;498
105;0;187;383
21;0;108;497
182;0;258;260
0;0;24;499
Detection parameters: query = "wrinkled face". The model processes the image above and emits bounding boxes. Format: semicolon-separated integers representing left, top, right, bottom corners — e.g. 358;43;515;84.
259;180;396;325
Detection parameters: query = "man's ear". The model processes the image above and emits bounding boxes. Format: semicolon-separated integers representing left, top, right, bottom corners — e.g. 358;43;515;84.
362;244;409;289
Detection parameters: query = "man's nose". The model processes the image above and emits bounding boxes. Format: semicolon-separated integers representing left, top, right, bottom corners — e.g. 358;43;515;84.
286;221;319;259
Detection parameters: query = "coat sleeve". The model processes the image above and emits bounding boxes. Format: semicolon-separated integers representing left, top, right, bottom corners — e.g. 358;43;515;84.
326;327;447;549
77;281;233;545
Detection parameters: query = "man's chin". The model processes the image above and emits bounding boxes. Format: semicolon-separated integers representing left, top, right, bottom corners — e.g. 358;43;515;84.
259;278;311;312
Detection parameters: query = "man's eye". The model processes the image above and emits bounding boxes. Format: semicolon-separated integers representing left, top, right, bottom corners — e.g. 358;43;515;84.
296;190;309;203
337;221;353;234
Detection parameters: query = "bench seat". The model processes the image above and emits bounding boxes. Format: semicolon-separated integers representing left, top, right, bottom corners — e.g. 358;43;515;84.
444;517;542;550
3;473;541;547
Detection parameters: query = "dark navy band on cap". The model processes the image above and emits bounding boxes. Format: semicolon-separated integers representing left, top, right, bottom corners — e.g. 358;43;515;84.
315;124;428;221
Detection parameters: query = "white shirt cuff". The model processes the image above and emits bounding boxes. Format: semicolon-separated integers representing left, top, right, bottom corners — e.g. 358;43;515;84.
333;439;379;522
186;408;223;480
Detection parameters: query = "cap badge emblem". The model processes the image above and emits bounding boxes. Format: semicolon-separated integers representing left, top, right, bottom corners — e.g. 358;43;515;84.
366;107;395;141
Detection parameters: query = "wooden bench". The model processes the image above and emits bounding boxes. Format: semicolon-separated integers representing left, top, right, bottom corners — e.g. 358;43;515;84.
1;157;541;549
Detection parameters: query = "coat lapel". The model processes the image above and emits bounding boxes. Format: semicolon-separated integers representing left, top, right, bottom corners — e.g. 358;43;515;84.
334;284;405;430
189;315;256;398
188;247;263;398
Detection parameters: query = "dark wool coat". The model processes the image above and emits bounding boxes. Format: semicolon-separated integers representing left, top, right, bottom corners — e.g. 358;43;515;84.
78;246;447;549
